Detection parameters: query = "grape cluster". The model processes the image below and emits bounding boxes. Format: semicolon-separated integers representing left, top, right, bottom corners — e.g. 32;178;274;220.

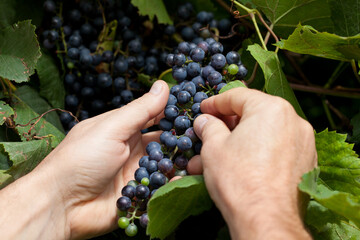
41;0;238;133
116;37;247;236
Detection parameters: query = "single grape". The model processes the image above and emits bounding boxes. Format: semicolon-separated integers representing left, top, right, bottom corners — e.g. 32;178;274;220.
149;149;164;162
211;53;226;69
146;142;161;154
135;184;150;199
190;47;205;62
178;42;191;55
228;64;239;75
236;64;248;79
120;90;133;103
134;167;150;183
182;81;197;96
159;118;173;131
181;27;195;41
65;95;79;108
172;67;187;82
116;196;132;211
158;158;173;174
185;127;199;142
118;217;130;229
102;50;114;63
226;51;241;64
209;42;224;55
164;105;180;120
128;39;142;53
174;53;186;66
166;54;175;67
67;48;79;60
207;71;223;86
193;92;208;103
121;185;136;199
146;160;158;173
177;136;193;151
139;213;149;228
186;62;201;78
167;94;177;106
191;103;201;115
177;91;191;104
141;177;150;186
149;172;167;188
139;156;150;168
125;223;138;237
51;16;62;29
174;155;189;170
174;116;191;133
97;73;112;88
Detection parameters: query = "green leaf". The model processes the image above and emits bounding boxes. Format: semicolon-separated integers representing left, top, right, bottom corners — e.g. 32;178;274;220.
0;145;10;170
219;80;247;94
328;0;360;37
2;139;52;181
0;20;41;82
0;101;14;125
97;20;118;54
299;168;360;228
160;71;177;89
131;0;172;25
147;175;212;239
306;201;360;239
315;129;360;195
251;0;333;37
12;86;65;147
247;44;306;118
0;170;13;189
36;51;65;109
275;25;360;62
15;86;64;133
137;73;156;88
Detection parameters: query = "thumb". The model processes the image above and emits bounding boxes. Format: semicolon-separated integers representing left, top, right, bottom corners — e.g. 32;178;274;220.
194;113;230;148
107;80;169;138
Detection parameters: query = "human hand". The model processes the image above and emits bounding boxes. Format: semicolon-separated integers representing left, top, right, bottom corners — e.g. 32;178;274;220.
188;87;317;240
10;80;168;240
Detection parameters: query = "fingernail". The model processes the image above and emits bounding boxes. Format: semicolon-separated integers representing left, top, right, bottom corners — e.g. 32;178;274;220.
150;81;163;95
196;115;208;133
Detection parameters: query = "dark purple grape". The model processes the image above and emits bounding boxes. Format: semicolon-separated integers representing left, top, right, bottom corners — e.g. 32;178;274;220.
65;95;79;108
207;71;223;86
177;91;191;104
174;53;186;67
159;118;173;131
174;155;189;170
172;67;187;82
68;34;82;47
165;105;179;120
216;82;227;93
197;41;210;54
67;48;79;60
139;213;149;228
158;158;173;174
128;39;142;53
166;54;175;67
191;103;201;115
209;42;224;55
97;73;112;88
186;62;201;78
134;167;150;183
149;172;167;188
182;82;197;96
114;59;129;73
177;136;193;151
146;142;161;154
236;64;248;79
211;53;226;69
149;149;164;162
135;185;150;199
60;112;73;125
201;65;215;79
146;160;158;173
120;90;133;103
193;92;208;103
116;196;132;211
170;85;181;96
167;94;177;106
181;27;195;41
102;50;114;63
139;156;150;168
191;76;205;90
51;16;62;29
43;0;56;12
174;116;191;132
190;48;205;62
196;11;210;24
164;25;176;35
185;127;199;142
178;42;191;55
121;185;136;199
226;51;241;64
81;87;95;98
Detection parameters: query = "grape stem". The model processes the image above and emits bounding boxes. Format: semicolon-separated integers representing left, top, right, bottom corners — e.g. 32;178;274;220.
158;68;173;80
351;60;360;83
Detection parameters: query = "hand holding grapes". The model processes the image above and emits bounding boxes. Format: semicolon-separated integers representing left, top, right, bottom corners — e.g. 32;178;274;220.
188;87;317;240
0;81;169;240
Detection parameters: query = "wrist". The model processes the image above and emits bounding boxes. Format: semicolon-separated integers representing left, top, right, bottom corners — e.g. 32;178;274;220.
0;163;70;239
222;194;311;240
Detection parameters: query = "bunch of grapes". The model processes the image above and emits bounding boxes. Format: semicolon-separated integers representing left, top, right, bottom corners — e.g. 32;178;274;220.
116;38;247;237
40;0;239;133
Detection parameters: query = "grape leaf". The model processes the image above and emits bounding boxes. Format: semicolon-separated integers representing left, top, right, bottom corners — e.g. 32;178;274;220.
0;170;13;189
131;0;173;25
0;145;10;170
0;101;14;125
247;44;306;118
306;201;360;239
328;0;360;37
219;80;247;94
97;20;118;54
0;20;41;82
15;86;64;133
160;72;177;89
315;129;360;195
12;87;65;147
147;175;212;239
36;51;66;109
2;139;52;181
275;25;360;62
299;168;360;228
251;0;333;37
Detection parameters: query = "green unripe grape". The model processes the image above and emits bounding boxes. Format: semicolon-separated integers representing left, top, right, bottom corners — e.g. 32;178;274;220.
127;180;137;188
125;223;138;237
141;177;150;186
67;61;75;69
228;64;239;75
118;217;130;229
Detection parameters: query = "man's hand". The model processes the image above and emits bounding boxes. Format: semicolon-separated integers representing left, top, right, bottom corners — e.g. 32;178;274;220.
188;87;317;240
0;81;168;240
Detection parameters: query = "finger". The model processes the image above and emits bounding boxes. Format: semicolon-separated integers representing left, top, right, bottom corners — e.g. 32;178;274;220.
194;114;231;143
169;176;182;182
187;155;203;175
142;111;165;130
102;81;169;140
200;87;270;117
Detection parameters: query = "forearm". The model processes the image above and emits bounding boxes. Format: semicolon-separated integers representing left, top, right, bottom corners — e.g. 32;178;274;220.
224;199;312;240
0;167;69;239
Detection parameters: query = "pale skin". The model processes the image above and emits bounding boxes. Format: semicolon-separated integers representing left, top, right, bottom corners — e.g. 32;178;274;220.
0;80;316;240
